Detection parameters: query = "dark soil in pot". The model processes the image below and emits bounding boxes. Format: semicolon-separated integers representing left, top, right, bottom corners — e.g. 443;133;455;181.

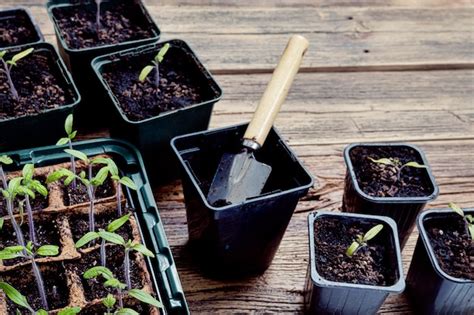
3;263;69;313
350;146;433;198
101;47;208;121
425;215;474;280
66;247;144;302
52;1;155;50
0;219;61;266
0;49;75;120
0;12;38;47
314;216;397;286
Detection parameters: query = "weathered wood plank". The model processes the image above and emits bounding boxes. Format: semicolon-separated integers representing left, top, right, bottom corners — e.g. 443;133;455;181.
4;6;473;72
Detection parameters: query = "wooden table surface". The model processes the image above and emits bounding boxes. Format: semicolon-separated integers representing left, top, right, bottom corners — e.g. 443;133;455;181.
5;0;474;313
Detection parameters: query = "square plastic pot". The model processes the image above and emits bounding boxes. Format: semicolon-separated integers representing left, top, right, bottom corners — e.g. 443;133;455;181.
342;143;439;248
305;211;405;315
2;138;189;314
92;40;222;185
46;0;161;126
0;7;44;49
0;42;81;151
406;209;474;314
171;123;314;277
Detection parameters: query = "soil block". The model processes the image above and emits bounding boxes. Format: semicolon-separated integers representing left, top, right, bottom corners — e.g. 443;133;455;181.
342;143;438;248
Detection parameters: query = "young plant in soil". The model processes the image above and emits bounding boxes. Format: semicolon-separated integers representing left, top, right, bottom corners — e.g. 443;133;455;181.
0;48;34;101
139;43;170;87
18;164;48;245
56;114;78;189
83;266;162;313
95;0;102;31
0;242;59;310
0;281;80;314
1;177;27;247
346;224;384;257
75;213;131;267
0;155;13;189
103;158;137;216
368;157;427;182
449;202;474;241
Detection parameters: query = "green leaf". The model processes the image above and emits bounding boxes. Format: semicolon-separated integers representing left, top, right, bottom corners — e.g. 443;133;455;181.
116;308;140;315
32;180;48;197
403;161;427;169
0;246;24;259
103;293;116;309
65;114;73;135
107;214;131;232
6;60;16;67
128;289;163;308
75;231;99;248
466;215;474;224
91;157;110;165
468;224;474;241
0;155;13;165
98;231;126;245
65;175;77;186
368;157;394;166
106;159;118;177
0;281;31;310
104;278;126;289
156;43;170;63
46;168;74;184
1;189;10;199
0;51;6;59
119;177;137;190
363;224;384;242
345;241;360;257
36;245;59;257
22;164;34;181
69;130;77;140
0;217;3;230
131;243;155;258
36;310;48;315
8;177;23;194
83;266;114;280
64;149;88;163
58;307;81;315
18;186;35;199
56;137;70;146
26;241;33;252
449;202;464;217
139;65;154;82
91;166;109;186
11;48;34;63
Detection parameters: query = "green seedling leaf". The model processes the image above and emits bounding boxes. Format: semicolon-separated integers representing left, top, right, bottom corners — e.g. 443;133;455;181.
91;166;109;186
468;225;474;241
0;155;13;165
75;231;100;248
106;159;119;177
83;266;114;280
128;289;163;308
8;177;23;195
107;214;131;232
22;164;34;181
0;218;4;230
466;215;474;224
56;137;70;146
116;308;140;315
139;65;154;82
368;157;394;166
0;282;31;310
36;245;59;257
65;114;73;135
363;224;384;242
403;161;427;169
91;157;110;165
18;186;35;199
345;241;360;257
31;180;48;197
119;177;137;190
58;307;81;315
98;231;126;246
26;241;33;253
104;278;126;290
11;48;34;63
36;310;48;315
131;243;155;258
103;293;116;309
64;149;88;163
0;51;6;59
0;246;24;260
46;168;74;184
449;202;465;217
69;130;77;140
155;43;170;63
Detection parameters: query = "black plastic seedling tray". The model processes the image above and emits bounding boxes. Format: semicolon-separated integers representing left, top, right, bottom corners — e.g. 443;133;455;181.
46;0;161;127
172;123;313;277
305;211;405;315
92;40;222;185
2;138;189;315
0;7;44;49
0;42;81;152
342;143;439;248
406;209;474;314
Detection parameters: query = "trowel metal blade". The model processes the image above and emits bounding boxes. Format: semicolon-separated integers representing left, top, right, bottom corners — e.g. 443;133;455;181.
207;151;272;205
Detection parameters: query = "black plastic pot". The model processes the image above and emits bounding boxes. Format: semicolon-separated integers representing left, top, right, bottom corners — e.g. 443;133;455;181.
406;209;474;314
304;211;405;315
171;123;314;277
46;0;161;126
2;138;189;314
342;143;439;248
0;7;44;49
0;42;81;151
92;40;222;185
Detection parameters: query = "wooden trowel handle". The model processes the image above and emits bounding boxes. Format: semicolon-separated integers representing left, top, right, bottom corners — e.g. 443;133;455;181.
243;35;309;149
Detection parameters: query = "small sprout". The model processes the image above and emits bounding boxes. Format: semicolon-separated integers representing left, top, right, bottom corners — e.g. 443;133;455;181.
0;154;13;189
139;43;171;87
95;0;102;31
0;48;34;100
57;114;78;188
368;157;428;182
346;224;384;257
58;307;82;315
449;202;474;241
103;158;137;215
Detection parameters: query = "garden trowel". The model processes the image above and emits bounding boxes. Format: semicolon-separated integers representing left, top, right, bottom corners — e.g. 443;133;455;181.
207;35;309;205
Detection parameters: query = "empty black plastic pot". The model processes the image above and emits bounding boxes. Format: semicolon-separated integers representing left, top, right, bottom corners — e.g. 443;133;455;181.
46;0;161;126
342;143;439;248
0;7;44;49
305;211;405;315
0;42;81;151
406;209;474;314
92;40;222;185
171;123;313;277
